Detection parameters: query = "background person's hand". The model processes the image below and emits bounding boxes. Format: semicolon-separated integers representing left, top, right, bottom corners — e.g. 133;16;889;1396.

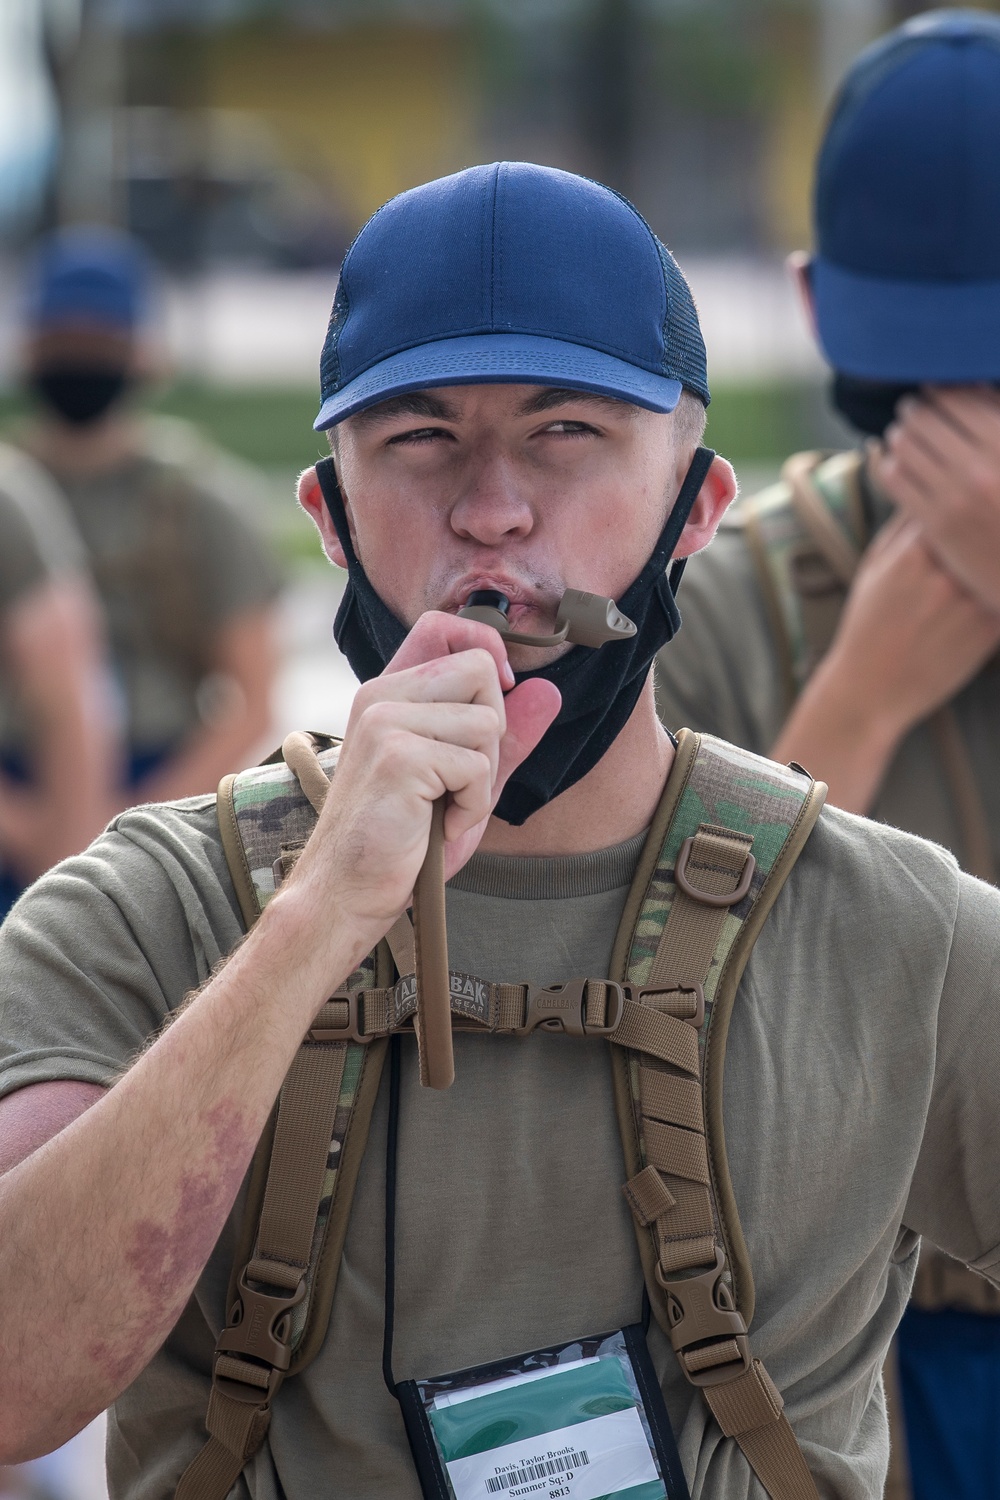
772;513;1000;813
823;512;1000;738
872;386;1000;612
283;612;561;962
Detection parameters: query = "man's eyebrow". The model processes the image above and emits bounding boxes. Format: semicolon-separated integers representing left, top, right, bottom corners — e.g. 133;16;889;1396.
351;392;461;428
517;387;638;417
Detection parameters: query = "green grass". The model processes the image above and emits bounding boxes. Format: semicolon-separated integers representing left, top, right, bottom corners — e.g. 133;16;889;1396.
0;376;838;479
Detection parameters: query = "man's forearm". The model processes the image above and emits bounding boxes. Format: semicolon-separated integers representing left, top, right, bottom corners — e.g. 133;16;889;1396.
771;656;901;815
130;697;271;807
0;888;359;1463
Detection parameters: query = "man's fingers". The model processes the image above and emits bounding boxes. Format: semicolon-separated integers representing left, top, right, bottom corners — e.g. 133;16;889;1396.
356;700;503;783
927;385;1000;445
349;647;508;738
384;611;515;690
891;399;972;476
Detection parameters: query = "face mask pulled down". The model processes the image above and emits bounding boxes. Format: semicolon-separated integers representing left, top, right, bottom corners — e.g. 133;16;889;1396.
315;446;714;825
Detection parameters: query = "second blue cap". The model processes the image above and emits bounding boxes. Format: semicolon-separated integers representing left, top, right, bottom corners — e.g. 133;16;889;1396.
813;8;1000;383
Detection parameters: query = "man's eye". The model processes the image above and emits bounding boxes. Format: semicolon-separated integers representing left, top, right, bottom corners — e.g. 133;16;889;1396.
386;426;453;445
543;420;597;436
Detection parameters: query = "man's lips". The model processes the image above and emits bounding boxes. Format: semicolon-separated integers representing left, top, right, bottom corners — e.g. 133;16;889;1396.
445;575;555;617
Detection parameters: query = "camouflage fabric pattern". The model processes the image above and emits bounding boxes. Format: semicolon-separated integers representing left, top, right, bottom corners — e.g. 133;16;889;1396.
231;742;341;910
622;733;815;1181
734;449;863;689
229;744;376;1351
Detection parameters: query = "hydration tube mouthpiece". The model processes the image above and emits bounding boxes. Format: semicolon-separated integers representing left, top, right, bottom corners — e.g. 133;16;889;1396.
457;588;637;650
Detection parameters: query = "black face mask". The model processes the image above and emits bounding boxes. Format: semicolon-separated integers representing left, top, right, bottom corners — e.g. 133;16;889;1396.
316;445;714;825
831;373;919;438
832;372;1000;438
31;365;129;426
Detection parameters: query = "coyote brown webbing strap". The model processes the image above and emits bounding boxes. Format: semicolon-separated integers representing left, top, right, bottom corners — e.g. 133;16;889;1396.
620;813;821;1499
412;797;454;1088
175;1027;349;1500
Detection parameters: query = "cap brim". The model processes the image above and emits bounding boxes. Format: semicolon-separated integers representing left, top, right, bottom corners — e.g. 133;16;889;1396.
813;256;1000;382
313;333;682;429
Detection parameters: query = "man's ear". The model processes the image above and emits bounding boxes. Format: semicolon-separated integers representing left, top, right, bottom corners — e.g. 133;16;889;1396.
297;465;349;569
673;454;738;559
787;250;818;340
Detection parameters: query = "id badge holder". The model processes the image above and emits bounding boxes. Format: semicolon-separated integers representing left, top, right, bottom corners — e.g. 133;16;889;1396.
396;1324;690;1500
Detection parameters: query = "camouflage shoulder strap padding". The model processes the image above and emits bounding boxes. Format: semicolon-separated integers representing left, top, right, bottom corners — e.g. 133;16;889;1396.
738;448;865;703
610;729;826;1500
176;734;393;1500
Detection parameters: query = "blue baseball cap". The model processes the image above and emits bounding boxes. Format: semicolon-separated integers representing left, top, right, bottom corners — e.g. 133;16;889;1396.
314;161;708;430
26;226;151;333
812;9;1000;383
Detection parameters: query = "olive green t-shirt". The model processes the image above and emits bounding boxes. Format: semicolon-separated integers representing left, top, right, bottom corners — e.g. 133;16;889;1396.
17;417;283;755
2;763;1000;1498
654;454;1000;866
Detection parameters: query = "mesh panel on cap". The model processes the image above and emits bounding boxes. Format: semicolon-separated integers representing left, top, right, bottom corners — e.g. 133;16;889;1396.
654;237;710;406
319;274;351;402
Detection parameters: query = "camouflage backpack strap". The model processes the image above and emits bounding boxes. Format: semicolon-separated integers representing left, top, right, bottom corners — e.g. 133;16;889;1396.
609;729;827;1500
740;449;865;702
176;733;392;1500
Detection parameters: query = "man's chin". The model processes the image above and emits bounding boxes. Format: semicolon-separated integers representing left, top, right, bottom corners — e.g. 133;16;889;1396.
504;639;573;676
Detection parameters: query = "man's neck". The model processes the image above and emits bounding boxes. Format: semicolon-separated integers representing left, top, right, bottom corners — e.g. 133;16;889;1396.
25;413;139;478
480;674;674;857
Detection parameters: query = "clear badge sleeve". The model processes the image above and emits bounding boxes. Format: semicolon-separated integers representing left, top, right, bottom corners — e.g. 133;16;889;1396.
396;1323;689;1500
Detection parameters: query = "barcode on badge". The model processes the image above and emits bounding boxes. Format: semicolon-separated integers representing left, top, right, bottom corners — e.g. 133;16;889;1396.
486;1451;590;1493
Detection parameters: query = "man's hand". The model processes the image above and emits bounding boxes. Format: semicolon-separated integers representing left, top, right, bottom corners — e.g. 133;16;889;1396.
872;386;1000;611
283;613;561;961
772;515;1000;812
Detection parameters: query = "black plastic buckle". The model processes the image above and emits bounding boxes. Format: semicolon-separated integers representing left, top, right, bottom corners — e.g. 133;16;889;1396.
306;990;370;1044
656;1249;751;1388
517;978;625;1038
675;836;756;908
623;981;705;1029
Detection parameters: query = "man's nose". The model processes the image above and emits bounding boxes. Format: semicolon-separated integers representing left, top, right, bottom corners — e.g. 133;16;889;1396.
448;456;535;545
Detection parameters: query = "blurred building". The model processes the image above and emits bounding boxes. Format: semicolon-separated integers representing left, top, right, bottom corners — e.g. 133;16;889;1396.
15;0;995;273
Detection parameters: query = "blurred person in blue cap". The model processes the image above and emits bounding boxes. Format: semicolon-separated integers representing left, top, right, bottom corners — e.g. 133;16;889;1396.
4;159;1000;1500
13;226;282;810
656;11;1000;1496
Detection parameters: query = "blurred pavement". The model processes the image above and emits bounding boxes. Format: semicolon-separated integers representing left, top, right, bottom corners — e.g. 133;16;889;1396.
0;259;824;389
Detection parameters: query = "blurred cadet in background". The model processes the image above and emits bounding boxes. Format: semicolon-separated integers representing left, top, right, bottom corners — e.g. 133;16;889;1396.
13;227;282;809
0;439;110;919
655;11;1000;1499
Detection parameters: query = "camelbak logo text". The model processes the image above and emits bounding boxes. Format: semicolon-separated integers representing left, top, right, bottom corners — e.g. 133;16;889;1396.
395;971;491;1024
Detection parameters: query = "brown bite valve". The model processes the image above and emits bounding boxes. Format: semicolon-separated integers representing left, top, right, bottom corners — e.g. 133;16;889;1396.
457;587;636;648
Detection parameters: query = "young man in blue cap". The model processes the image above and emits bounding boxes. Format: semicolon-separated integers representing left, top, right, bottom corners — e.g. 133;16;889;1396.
655;12;1000;1497
13;227;282;808
0;160;999;1500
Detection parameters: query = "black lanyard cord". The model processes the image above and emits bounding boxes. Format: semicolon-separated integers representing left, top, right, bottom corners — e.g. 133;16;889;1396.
382;1028;651;1396
382;1032;402;1398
